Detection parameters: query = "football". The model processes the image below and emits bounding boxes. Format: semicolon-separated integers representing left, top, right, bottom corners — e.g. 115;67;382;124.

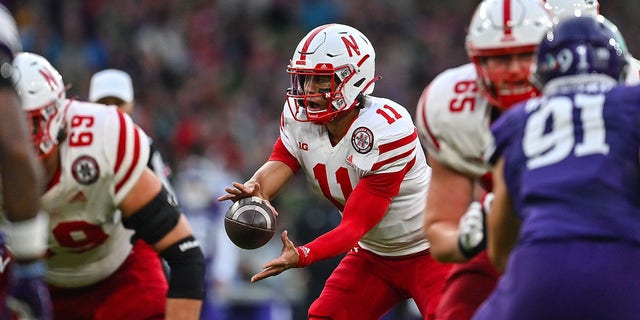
224;196;276;250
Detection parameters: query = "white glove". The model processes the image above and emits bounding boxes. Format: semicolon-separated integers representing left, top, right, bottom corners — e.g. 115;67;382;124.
458;201;485;259
457;192;493;259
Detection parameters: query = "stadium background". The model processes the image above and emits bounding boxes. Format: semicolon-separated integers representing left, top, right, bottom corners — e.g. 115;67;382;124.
4;1;637;319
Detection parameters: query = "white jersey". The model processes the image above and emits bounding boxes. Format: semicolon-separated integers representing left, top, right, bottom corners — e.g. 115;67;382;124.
280;96;430;256
415;63;493;178
43;99;150;288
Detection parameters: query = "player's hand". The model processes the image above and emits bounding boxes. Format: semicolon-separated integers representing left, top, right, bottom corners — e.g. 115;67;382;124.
250;231;298;283
218;181;263;202
8;260;53;320
217;181;279;217
457;193;494;259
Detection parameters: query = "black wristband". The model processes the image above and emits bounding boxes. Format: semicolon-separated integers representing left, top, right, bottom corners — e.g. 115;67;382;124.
458;234;486;260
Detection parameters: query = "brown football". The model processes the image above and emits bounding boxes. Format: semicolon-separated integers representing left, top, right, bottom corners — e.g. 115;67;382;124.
224;196;276;250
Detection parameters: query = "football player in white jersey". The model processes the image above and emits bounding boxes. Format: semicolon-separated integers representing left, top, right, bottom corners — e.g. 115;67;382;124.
0;4;51;319
11;52;205;319
219;23;451;319
414;0;552;319
544;0;640;84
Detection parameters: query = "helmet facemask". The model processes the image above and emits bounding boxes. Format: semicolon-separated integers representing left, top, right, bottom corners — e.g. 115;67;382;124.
26;100;67;159
12;52;68;159
471;46;540;109
465;0;553;109
287;64;361;125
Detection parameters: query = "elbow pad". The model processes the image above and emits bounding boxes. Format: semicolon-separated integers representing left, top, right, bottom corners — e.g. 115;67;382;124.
122;186;180;244
160;235;206;299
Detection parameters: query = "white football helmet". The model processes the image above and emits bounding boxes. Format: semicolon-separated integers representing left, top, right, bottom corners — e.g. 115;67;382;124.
12;52;67;158
465;0;553;109
545;0;599;21
286;23;379;125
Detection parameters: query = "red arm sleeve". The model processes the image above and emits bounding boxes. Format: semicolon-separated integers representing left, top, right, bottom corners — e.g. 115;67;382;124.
268;137;300;172
296;169;406;267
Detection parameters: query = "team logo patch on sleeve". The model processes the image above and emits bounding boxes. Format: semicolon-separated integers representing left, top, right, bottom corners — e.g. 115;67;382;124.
351;127;374;154
71;155;100;185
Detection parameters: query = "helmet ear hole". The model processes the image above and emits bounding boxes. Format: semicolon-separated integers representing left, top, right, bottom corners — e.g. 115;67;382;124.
353;78;365;88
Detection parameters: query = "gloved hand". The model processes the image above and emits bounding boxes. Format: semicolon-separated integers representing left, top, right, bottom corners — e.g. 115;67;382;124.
7;260;52;320
457;193;494;259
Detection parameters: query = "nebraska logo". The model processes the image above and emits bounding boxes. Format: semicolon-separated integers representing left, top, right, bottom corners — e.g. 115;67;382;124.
351;127;373;154
71;155;100;185
341;35;360;57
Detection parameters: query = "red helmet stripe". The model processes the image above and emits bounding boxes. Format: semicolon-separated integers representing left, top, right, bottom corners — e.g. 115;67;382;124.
298;24;334;63
503;0;512;37
356;54;370;67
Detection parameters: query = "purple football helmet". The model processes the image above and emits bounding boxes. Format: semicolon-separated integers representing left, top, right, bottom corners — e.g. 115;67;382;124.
531;15;628;88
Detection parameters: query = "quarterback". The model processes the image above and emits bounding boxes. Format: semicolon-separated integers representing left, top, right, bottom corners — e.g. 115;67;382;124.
219;23;450;320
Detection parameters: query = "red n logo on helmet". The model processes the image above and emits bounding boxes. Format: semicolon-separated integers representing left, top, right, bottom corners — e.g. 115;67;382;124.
341;35;360;57
39;68;59;92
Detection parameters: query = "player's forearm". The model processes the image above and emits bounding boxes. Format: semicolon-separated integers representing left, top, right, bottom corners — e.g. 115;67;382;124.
0;90;44;221
166;298;202;320
1;149;42;220
249;160;294;200
425;155;476;262
487;158;519;272
298;184;390;266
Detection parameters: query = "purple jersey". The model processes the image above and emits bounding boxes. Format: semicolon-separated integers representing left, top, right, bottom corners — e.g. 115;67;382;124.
475;76;640;320
488;78;640;246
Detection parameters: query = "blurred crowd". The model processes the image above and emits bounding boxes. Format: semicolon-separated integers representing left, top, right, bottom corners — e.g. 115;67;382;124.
8;0;482;174
4;0;639;319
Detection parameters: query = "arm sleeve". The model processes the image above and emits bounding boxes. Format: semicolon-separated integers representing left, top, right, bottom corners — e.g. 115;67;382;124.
296;170;405;266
